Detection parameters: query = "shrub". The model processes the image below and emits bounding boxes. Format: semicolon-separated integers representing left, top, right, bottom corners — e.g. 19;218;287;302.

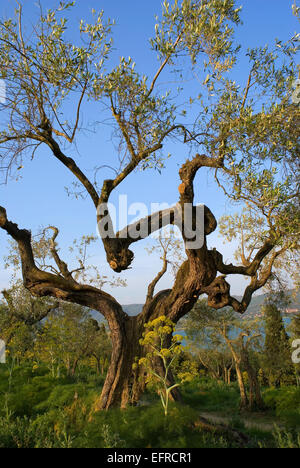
263;387;300;415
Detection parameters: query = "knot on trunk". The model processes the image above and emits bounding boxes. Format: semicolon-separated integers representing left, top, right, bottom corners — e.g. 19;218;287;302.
204;206;217;235
106;242;134;272
178;183;186;194
0;207;7;227
204;276;231;309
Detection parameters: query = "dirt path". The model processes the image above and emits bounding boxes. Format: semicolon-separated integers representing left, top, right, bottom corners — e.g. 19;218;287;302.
199;411;283;432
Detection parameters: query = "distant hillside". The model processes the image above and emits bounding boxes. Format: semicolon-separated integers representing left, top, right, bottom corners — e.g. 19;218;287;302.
123;304;143;316
121;291;299;318
89;291;299;321
89;304;143;322
241;290;299;317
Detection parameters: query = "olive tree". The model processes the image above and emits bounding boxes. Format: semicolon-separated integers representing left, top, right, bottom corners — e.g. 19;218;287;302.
0;1;299;409
181;300;265;411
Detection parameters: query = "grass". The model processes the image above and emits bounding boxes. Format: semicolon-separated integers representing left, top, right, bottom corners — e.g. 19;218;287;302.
0;363;299;448
262;386;300;428
182;377;241;414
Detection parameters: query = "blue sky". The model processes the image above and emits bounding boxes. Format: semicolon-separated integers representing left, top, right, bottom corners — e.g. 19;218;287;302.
0;0;298;304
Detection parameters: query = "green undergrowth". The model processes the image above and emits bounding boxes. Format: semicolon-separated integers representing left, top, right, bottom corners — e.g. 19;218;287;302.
182;377;241;414
0;364;299;448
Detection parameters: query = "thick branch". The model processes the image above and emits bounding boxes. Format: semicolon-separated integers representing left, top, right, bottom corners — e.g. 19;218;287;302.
203;243;285;314
98;202;216;272
97;152;219;273
0;206;125;322
36;130;99;208
210;239;275;277
178;153;224;205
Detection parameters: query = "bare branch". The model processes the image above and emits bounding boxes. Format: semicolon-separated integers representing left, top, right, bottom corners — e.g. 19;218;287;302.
146;249;168;303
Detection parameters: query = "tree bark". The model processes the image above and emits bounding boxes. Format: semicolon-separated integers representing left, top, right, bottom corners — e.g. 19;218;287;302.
235;363;249;410
227;365;232;384
225;337;249;409
94;310;182;410
241;347;265;411
95;315;145;410
71;358;79;377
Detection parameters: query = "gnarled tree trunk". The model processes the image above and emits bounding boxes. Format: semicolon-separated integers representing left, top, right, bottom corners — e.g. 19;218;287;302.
95;314;144;409
95;297;183;410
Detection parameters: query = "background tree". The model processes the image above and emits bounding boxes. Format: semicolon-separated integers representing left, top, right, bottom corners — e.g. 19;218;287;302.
2;280;58;326
0;281;58;364
181;299;265;410
0;306;35;365
0;1;299;409
34;303;106;377
196;348;224;382
262;299;295;387
289;313;300;387
89;323;112;376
